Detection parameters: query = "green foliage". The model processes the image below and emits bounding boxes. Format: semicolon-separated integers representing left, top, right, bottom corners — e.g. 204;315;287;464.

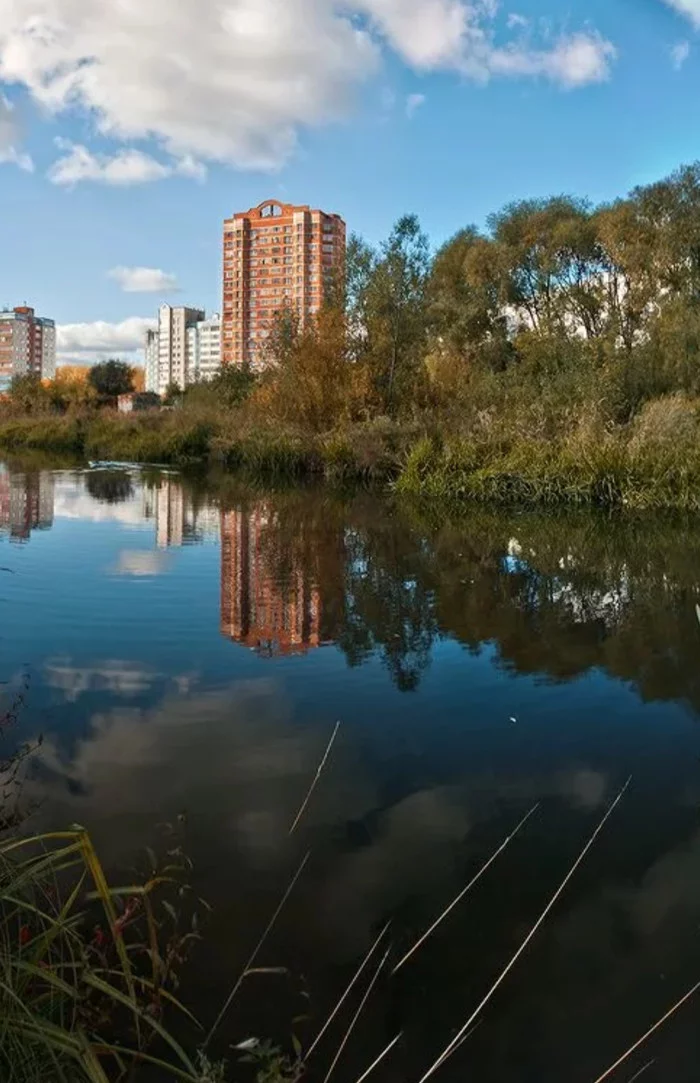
7;162;700;506
9;374;52;415
0;824;210;1083
88;361;135;403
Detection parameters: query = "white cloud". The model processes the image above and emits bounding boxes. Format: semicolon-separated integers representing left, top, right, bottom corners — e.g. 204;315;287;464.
662;0;700;27
489;32;617;89
670;40;691;69
0;1;616;178
0;94;33;171
57;317;155;364
507;13;529;30
108;266;179;293
47;140;197;186
406;92;426;117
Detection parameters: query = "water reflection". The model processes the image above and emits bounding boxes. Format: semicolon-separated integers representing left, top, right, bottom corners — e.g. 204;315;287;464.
220;507;324;656
5;461;700;1080
0;464;53;542
4;463;700;707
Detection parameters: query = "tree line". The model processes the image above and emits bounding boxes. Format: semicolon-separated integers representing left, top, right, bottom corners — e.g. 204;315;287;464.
256;160;700;435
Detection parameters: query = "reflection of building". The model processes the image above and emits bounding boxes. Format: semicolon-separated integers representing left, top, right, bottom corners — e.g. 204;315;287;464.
220;507;322;656
143;477;219;549
0;469;54;542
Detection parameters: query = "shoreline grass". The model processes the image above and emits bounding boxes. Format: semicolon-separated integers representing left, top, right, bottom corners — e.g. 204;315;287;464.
4;408;700;511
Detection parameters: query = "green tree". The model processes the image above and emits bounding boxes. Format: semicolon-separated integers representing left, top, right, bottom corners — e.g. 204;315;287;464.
9;373;51;413
88;360;134;403
162;381;182;405
361;214;431;413
488;196;603;338
428;227;511;367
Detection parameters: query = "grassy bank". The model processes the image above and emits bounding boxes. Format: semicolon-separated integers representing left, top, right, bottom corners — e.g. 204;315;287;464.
4;399;700;510
0;410;406;481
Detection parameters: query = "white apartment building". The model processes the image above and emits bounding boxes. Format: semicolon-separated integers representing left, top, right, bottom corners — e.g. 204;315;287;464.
186;313;221;383
144;329;159;394
144;306;221;395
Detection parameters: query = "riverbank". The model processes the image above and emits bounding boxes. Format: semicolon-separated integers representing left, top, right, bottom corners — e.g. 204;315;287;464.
2;405;700;510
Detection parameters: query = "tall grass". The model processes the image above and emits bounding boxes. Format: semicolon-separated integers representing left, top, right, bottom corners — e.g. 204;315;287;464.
5;390;700;508
0;825;208;1082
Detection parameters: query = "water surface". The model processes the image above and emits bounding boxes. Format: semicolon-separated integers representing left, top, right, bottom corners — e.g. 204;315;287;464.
2;460;700;1082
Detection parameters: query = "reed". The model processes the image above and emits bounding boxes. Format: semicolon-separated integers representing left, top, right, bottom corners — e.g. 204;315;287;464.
0;826;205;1083
417;777;632;1083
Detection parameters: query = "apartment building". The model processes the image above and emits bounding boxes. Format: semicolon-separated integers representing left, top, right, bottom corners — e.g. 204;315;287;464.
221;200;346;369
155;304;204;395
144;328;159;394
0;306;56;390
186;313;221;383
145;306;221;394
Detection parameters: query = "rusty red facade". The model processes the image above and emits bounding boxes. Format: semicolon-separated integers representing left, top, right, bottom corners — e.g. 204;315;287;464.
221;200;345;369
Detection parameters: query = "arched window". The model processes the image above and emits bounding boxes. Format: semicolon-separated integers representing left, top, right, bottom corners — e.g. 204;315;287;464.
260;203;283;219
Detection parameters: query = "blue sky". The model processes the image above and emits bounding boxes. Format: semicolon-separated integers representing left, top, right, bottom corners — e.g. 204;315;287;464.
0;0;699;363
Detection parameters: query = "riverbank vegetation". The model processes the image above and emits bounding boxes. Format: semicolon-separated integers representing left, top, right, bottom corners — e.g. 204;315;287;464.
6;162;700;507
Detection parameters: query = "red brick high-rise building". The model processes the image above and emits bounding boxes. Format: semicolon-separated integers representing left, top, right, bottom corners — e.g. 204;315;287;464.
221;200;346;369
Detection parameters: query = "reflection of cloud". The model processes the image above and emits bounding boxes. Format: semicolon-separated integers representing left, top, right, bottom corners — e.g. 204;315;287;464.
113;550;171;577
44;658;158;701
27;679;700;1079
53;478;146;527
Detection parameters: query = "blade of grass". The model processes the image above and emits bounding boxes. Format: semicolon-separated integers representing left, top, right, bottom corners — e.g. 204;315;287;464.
306;921;391;1059
93;968;202;1029
590;982;700;1083
289;721;341;835
78;831;138;1011
418;776;632;1083
353;1032;402;1083
322;945;392;1083
83;971;199;1076
205;849;311;1047
392;804;539;975
626;1061;656;1083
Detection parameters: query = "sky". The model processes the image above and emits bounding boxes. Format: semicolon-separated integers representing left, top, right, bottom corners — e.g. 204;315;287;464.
1;0;700;366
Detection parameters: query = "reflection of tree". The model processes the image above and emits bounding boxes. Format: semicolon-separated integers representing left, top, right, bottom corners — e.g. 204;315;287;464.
219;488;437;690
85;470;134;505
340;514;437;691
208;476;700;706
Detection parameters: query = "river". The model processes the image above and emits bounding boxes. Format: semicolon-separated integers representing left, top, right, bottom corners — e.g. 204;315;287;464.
1;458;700;1082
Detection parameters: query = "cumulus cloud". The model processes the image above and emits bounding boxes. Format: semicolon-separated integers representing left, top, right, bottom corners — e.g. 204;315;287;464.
57;317;155;364
662;0;700;27
0;1;616;177
47;140;204;186
671;40;691;68
406;92;426;117
0;94;33;171
489;32;617;89
108;266;179;293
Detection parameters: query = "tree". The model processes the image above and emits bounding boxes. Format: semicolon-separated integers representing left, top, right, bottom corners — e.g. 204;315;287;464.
88;360;134;403
162;381;182;405
488;196;603;338
428;227;511;367
360;215;431;413
9;373;51;414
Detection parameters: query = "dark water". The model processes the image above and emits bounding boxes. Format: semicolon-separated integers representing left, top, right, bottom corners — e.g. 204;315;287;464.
2;459;700;1082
